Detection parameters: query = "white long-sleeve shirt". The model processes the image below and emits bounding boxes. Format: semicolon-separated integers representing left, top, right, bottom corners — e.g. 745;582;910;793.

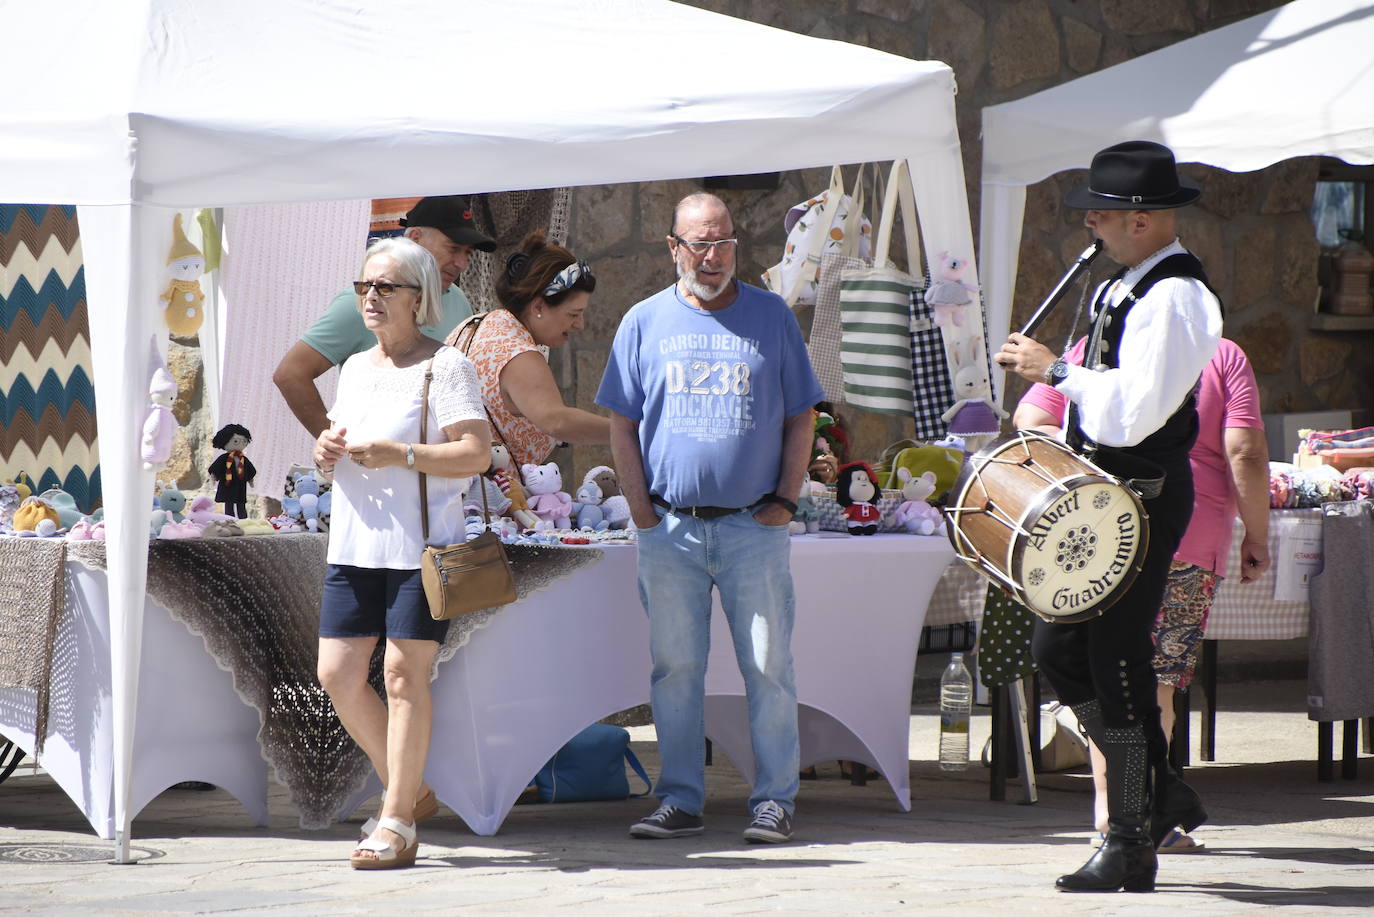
1056;240;1223;448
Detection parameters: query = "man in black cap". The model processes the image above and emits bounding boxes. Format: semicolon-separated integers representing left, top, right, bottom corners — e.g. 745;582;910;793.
274;195;496;437
996;140;1223;893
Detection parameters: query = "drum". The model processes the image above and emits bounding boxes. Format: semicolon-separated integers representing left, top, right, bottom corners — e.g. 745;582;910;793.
944;431;1149;624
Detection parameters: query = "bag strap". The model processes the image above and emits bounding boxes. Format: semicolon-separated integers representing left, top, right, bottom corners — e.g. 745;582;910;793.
779;165;847;307
873;160;921;277
623;747;653;798
419;356;492;546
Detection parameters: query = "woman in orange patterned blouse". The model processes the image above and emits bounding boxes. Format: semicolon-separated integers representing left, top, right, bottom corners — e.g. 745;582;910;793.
449;231;610;467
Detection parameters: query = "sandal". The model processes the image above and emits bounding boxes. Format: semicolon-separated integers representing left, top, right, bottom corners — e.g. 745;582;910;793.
1157;827;1206;853
350;816;417;870
359;787;438;839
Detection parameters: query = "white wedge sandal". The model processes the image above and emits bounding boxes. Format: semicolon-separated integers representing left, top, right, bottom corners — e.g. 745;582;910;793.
350;816;418;870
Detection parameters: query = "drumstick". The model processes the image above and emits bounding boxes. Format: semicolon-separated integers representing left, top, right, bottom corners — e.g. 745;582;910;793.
1019;240;1103;338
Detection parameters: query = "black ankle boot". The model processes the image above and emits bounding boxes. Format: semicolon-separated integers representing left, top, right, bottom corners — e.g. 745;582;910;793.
1056;818;1158;892
1150;766;1207;848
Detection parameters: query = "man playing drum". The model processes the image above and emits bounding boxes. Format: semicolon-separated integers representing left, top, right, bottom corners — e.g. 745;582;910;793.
995;141;1223;894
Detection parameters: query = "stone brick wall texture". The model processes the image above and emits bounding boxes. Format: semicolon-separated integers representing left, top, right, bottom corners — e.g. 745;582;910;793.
559;0;1370;475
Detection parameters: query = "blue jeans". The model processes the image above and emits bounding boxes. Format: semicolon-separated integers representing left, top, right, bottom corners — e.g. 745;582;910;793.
635;506;799;815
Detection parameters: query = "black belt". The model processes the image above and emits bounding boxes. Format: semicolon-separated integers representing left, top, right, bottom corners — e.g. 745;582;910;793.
651;494;747;520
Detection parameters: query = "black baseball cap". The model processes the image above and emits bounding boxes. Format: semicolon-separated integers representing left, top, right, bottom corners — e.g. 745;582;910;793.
399;195;497;251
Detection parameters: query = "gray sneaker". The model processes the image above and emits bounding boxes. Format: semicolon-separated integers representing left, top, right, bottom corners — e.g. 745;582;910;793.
629;803;704;839
742;800;793;844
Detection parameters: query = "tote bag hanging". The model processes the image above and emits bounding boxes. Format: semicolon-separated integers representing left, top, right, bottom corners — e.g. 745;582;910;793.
839;160;921;414
763;165;871;309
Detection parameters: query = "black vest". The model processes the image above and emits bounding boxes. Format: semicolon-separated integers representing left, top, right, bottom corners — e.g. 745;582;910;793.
1067;252;1221;479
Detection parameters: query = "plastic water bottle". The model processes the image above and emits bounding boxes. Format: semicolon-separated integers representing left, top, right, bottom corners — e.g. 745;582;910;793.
938;652;973;771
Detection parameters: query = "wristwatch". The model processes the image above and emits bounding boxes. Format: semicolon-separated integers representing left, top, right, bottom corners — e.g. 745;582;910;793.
1045;359;1070;386
754;492;798;515
405;443;416;469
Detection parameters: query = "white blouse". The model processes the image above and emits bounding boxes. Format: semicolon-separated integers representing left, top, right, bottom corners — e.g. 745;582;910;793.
1056;240;1223;448
325;345;485;570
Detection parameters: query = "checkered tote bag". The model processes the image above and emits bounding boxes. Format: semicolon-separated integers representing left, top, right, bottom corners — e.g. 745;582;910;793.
839;160;920;415
909;281;956;440
809;250;864;403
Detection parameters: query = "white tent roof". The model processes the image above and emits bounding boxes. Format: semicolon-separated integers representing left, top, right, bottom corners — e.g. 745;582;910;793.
0;0;979;858
978;0;1374;401
0;0;962;207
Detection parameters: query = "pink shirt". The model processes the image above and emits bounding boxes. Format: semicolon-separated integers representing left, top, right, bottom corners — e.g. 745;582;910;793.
1019;338;1262;575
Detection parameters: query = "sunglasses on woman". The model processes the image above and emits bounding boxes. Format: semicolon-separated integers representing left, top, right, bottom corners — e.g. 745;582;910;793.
353;280;420;298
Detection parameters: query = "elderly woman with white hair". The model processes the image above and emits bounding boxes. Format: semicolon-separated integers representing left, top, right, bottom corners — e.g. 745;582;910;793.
313;235;490;870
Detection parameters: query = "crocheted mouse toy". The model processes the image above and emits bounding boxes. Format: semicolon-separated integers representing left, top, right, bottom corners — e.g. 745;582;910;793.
891;468;944;536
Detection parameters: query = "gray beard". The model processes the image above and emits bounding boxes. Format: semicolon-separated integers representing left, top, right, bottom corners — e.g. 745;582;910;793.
677;263;734;302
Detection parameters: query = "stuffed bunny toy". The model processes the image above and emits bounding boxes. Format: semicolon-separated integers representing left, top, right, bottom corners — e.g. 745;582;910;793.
940;361;1008;453
891;468;944;536
522;462;573;530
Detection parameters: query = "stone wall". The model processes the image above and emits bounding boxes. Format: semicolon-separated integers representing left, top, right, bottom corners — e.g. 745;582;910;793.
559;0;1372;476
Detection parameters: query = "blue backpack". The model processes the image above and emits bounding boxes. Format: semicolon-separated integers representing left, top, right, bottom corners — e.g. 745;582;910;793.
534;724;653;803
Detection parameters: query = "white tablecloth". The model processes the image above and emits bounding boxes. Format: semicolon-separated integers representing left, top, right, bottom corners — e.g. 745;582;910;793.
3;533;954;838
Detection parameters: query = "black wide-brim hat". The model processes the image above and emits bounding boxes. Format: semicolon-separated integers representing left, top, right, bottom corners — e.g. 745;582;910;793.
399;195;497;251
1064;140;1201;211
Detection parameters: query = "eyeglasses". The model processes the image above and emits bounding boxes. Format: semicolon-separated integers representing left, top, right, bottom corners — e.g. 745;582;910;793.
353;280;420;298
672;235;738;256
544;259;594;298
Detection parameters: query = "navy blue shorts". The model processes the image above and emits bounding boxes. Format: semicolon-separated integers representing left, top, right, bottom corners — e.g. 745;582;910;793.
319;564;450;643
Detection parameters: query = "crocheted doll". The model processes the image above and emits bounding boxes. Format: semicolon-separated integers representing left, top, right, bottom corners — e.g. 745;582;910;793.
925;251;978;329
940;362;1008;453
207;423;257;518
835;461;882;535
160;213;207;337
141;367;178;471
489;443;540;531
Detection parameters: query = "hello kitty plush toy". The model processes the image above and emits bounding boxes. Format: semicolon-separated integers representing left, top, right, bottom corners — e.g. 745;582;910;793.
891;468;944;536
159;213;207;337
835;461;882;536
522;462;573;530
925;251;978;329
941;362;1008;453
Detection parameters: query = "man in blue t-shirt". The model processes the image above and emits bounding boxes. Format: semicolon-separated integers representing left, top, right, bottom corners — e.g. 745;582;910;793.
272;195;495;437
597;193;823;845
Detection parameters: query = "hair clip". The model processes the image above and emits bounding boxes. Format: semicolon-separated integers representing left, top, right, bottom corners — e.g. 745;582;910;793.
505;252;532;282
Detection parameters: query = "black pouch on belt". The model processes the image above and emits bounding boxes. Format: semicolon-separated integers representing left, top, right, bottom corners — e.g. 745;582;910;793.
1089;447;1167;501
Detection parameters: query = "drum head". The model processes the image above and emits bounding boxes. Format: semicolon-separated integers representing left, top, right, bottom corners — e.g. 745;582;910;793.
1010;475;1148;623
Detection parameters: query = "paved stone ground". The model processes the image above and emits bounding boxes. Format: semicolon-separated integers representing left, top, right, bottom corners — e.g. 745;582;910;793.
2;677;1373;915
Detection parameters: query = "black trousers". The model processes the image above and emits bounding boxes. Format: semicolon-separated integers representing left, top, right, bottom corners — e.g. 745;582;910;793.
1031;465;1194;761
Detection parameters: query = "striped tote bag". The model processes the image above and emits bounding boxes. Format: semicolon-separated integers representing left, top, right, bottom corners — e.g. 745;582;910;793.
839;160;920;415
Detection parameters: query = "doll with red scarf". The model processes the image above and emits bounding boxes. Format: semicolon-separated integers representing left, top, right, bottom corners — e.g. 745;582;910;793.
835;461;882;535
208;423;257;518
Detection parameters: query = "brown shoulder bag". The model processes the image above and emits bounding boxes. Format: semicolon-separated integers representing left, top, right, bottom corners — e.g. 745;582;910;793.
417;357;517;621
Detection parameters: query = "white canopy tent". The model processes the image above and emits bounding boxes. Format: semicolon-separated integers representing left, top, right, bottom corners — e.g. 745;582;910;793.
979;0;1374;403
0;0;979;859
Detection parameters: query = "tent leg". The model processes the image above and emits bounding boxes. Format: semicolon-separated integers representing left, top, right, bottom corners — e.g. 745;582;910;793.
111;829;134;865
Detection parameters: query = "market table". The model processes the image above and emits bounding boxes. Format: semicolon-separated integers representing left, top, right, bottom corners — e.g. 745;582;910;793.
0;531;955;838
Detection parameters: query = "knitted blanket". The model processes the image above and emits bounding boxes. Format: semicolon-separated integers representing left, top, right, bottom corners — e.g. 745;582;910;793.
59;534;603;828
0;537;66;754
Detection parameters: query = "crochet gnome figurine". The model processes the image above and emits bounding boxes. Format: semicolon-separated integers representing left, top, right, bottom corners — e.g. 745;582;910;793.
160;213;207;337
141;367;179;471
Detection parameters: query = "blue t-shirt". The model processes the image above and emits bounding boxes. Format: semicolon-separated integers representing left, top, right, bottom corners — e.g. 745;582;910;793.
301;285;473;365
596;282;823;508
